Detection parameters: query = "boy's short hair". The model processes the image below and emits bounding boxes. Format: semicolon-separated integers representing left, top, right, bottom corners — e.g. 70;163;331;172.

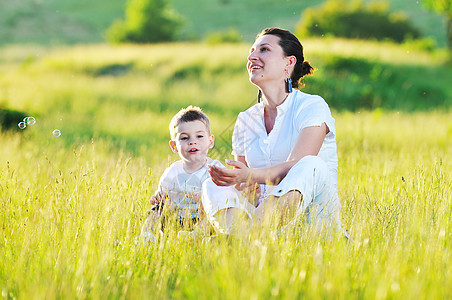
169;106;211;140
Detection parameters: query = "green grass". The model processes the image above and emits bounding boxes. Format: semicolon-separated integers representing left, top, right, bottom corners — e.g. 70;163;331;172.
0;0;448;46
0;110;450;298
0;37;451;298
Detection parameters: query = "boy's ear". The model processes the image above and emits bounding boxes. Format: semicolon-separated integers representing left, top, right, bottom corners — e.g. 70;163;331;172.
209;134;215;149
169;140;178;153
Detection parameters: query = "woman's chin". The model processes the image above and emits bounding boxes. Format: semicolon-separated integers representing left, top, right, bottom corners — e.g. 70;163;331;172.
249;77;262;88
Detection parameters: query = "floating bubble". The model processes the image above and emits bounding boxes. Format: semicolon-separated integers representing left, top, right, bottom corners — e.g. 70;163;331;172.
18;122;27;129
26;116;36;125
52;129;61;137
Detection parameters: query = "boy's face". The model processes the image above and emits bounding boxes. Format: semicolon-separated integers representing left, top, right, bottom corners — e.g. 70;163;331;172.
169;120;214;167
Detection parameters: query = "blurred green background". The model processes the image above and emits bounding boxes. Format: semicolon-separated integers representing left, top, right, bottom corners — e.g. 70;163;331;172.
0;0;451;162
0;0;448;46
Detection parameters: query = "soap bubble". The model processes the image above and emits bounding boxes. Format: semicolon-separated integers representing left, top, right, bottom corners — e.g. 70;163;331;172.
26;116;36;125
18;122;27;129
52;129;61;137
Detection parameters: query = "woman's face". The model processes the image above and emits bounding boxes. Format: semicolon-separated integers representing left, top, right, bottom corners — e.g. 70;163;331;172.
247;34;289;89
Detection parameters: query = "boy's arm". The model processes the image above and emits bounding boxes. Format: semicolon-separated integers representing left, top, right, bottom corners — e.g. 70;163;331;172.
150;164;174;206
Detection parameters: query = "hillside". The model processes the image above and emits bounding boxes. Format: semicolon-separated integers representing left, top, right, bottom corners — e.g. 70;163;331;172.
0;39;450;159
0;0;447;47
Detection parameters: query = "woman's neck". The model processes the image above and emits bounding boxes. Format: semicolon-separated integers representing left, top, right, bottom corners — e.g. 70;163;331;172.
260;85;289;110
260;85;290;134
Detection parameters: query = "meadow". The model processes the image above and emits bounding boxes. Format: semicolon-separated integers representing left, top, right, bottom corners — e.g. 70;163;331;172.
0;37;451;298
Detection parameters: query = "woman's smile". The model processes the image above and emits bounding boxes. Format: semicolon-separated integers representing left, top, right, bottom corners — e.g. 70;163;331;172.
248;63;263;73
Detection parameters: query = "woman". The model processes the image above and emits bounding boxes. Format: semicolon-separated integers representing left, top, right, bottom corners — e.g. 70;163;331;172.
201;28;345;237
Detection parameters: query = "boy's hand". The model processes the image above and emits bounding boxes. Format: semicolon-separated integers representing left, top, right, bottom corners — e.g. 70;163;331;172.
186;192;204;219
186;191;201;203
149;191;166;205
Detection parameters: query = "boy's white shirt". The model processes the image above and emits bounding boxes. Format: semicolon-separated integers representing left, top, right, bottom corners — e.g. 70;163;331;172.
157;157;224;218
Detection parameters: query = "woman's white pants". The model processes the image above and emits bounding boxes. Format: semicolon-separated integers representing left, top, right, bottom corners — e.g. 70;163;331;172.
202;155;343;234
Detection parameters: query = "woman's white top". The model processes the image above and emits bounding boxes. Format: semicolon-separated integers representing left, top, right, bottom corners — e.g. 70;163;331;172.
157;157;223;218
231;90;338;196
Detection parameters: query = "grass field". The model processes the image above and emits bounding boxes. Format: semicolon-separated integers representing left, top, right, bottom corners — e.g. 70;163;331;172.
0;110;450;298
0;0;448;47
0;32;451;298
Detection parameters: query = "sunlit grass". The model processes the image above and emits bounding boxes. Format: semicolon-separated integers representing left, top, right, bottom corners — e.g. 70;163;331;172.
0;39;451;298
1;110;451;298
303;37;450;66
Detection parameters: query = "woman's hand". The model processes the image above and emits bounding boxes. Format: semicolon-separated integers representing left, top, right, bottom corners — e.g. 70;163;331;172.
208;160;251;186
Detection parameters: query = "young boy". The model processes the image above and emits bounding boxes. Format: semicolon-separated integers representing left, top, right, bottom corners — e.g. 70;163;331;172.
140;106;223;243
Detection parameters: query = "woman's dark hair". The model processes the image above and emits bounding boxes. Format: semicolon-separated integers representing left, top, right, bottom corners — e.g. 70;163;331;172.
256;28;314;89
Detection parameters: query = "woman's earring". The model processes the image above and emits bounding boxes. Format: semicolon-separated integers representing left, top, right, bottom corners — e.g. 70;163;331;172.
285;78;293;93
257;90;262;103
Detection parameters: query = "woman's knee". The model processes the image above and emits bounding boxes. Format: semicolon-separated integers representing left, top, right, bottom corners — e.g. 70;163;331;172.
288;155;329;183
297;155;327;170
201;179;248;219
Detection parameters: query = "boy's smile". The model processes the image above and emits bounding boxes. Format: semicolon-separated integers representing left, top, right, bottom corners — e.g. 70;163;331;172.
169;120;214;173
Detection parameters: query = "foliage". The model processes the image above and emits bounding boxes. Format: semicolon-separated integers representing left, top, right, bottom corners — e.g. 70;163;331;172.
421;0;452;50
296;0;421;43
402;36;437;52
204;28;243;45
0;0;448;47
421;0;452;15
106;0;183;44
0;108;27;131
304;55;449;111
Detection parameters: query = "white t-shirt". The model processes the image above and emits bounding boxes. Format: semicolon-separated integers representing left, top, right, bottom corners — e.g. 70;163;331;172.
157;157;224;218
232;90;338;197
